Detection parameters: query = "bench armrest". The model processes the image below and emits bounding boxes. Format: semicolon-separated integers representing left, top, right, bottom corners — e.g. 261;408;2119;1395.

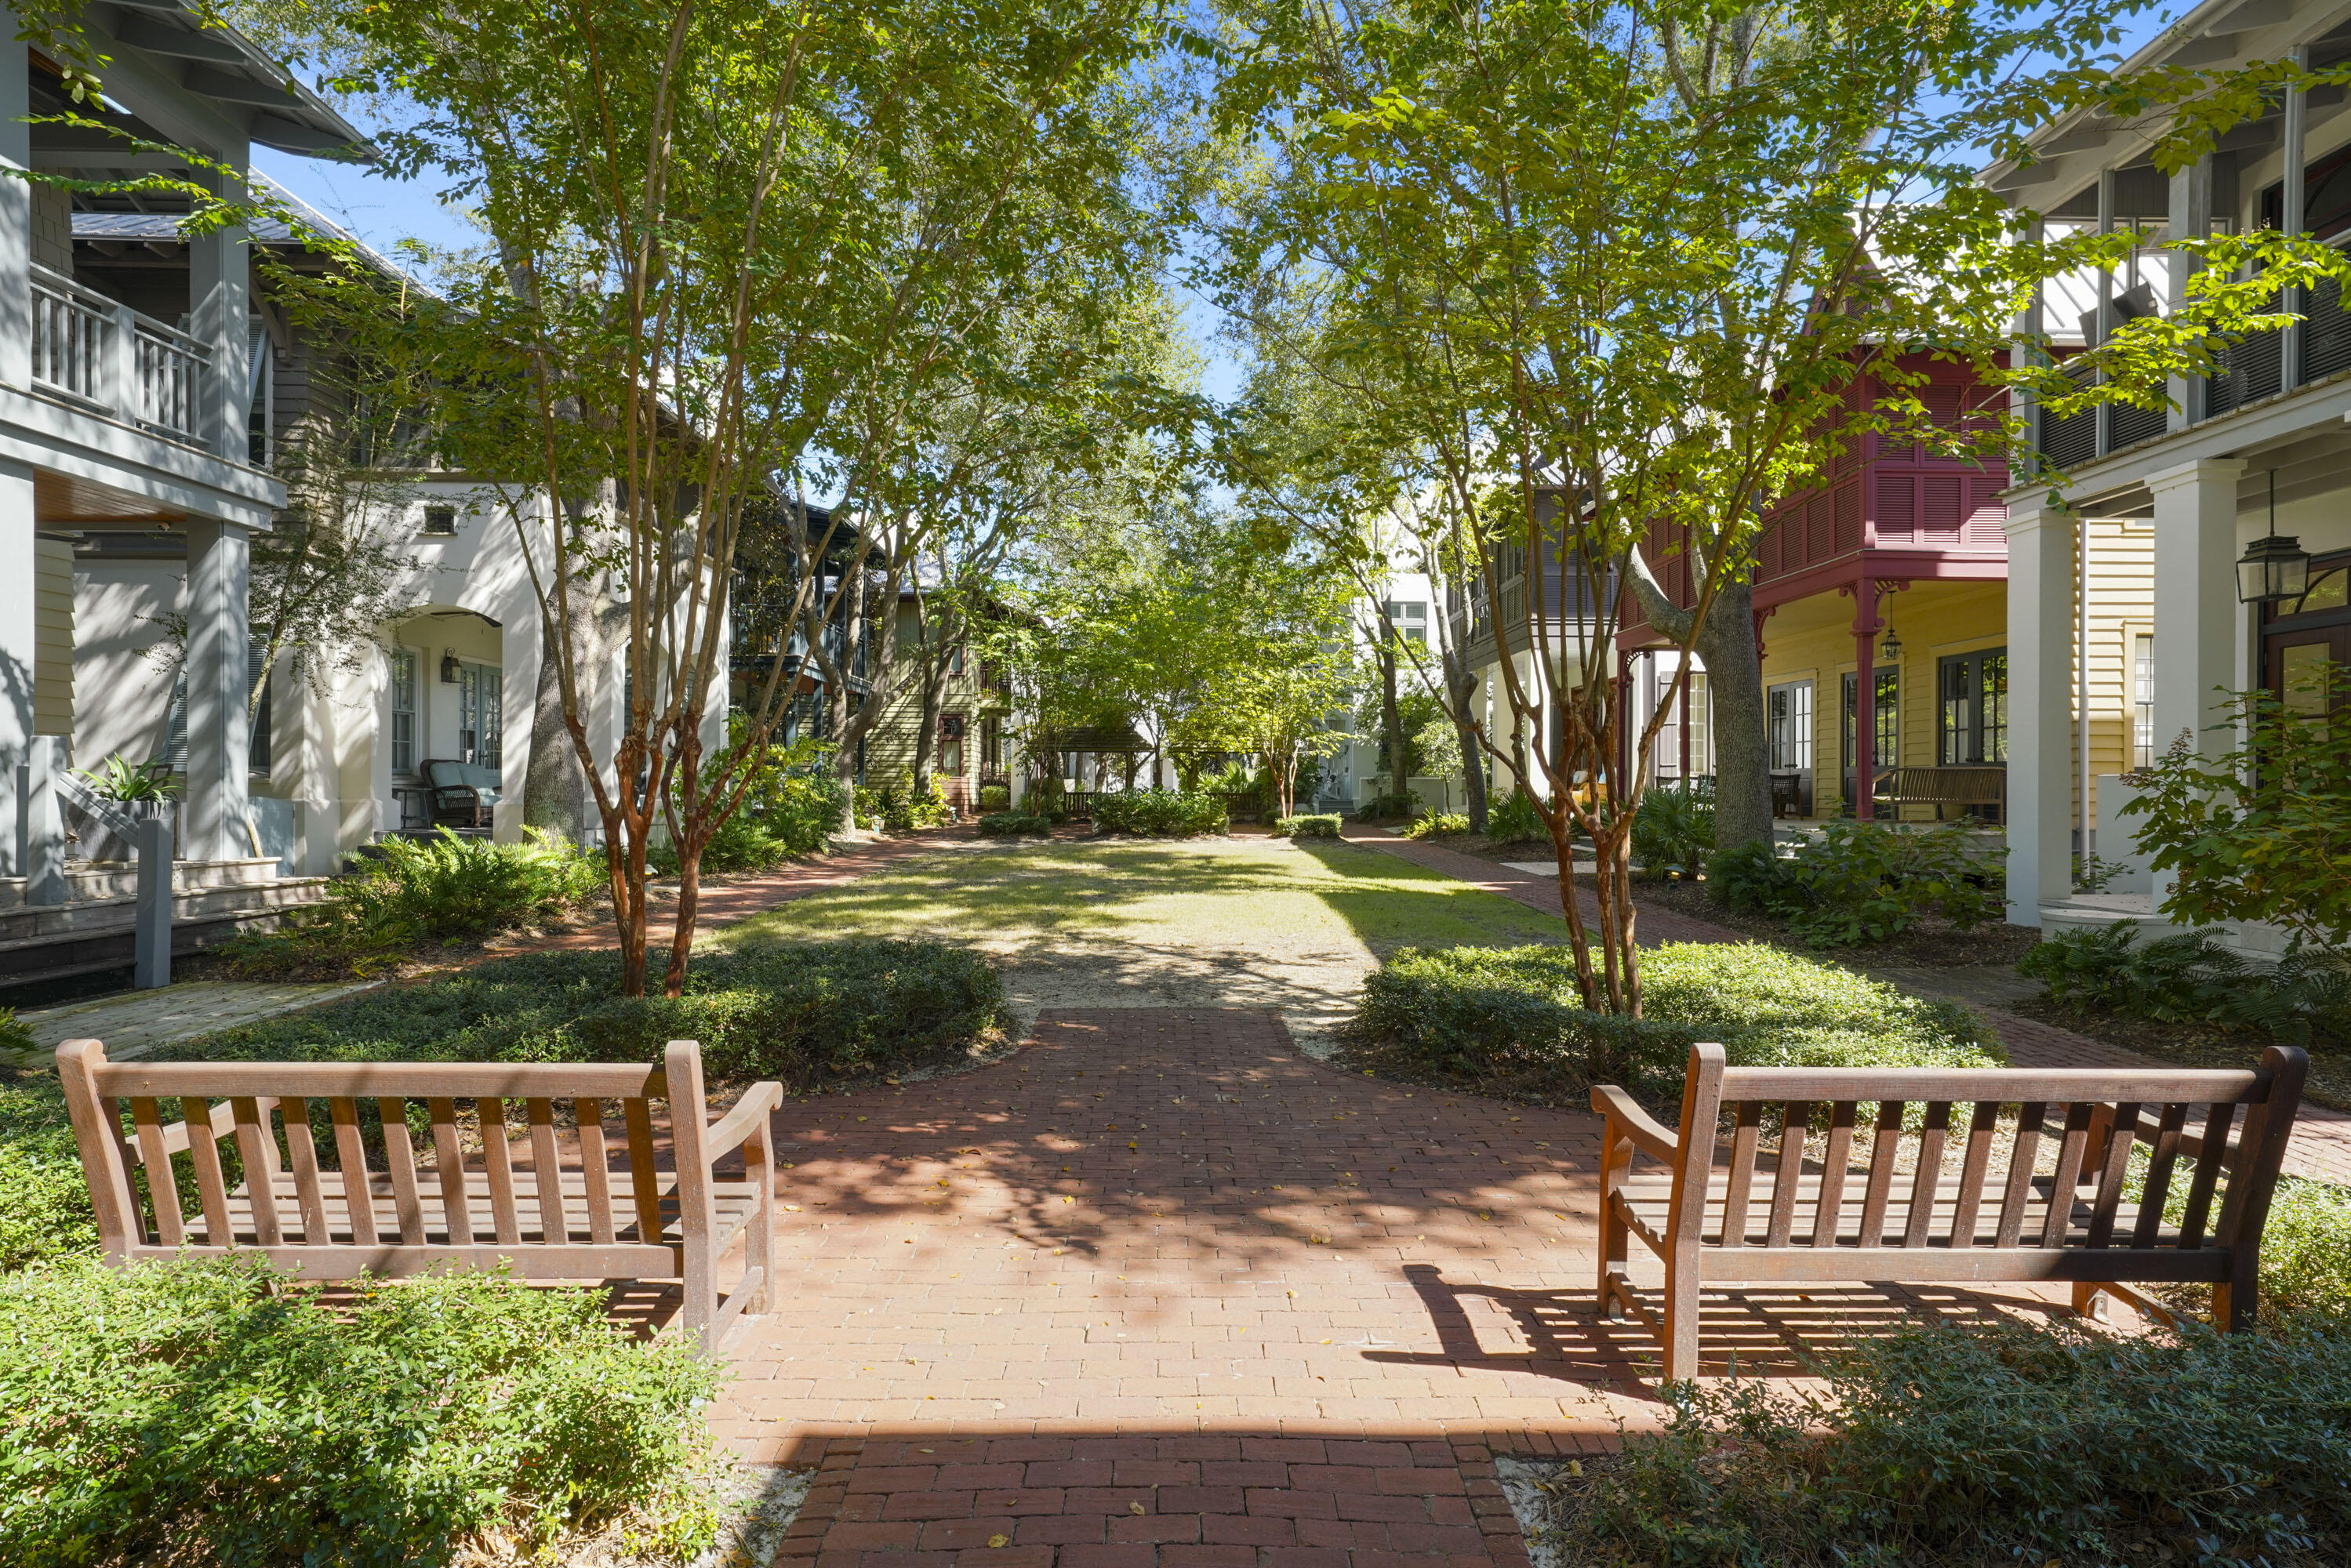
1590;1084;1679;1162
699;1081;783;1163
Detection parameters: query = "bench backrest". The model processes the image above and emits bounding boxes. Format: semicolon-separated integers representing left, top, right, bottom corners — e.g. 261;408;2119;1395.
423;759;503;794
1876;765;2006;803
56;1039;719;1262
1666;1042;2306;1263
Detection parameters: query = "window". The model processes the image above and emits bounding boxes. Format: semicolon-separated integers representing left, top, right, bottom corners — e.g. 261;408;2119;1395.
2132;633;2154;770
389;648;419;776
1767;680;1814;772
1384;601;1426;644
421;505;458;536
1939;649;2008;764
1841;668;1899;775
948;644;965;677
939;713;965;779
162;643;272;775
458;662;501;768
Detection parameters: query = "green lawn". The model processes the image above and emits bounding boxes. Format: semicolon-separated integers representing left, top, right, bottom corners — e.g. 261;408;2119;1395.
710;836;1562;957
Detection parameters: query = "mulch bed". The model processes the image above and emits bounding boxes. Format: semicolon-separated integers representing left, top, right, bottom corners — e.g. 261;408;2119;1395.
2005;993;2351;1114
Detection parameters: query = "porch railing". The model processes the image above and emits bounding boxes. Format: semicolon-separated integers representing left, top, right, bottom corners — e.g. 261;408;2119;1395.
28;263;213;446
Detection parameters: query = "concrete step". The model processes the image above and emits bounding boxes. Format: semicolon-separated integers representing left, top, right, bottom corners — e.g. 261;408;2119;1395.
0;909;292;989
0;877;329;945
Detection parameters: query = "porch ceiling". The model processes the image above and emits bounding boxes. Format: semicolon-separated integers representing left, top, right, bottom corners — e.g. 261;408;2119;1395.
34;470;187;528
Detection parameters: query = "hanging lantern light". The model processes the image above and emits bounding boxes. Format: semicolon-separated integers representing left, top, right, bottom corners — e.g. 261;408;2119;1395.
1879;619;1904;663
440;650;463;684
2238;470;2312;604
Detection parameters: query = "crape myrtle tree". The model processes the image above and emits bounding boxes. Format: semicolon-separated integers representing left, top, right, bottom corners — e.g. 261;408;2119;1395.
277;0;1176;996
1214;0;2351;1015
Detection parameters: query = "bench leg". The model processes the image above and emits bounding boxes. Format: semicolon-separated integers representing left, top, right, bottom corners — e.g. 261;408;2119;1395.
1597;1137;1631;1320
2070;1281;2111;1323
683;1234;716;1354
743;1123;776;1317
1661;1258;1699;1383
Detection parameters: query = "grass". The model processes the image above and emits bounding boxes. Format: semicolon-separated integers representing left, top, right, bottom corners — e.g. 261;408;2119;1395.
708;835;1566;961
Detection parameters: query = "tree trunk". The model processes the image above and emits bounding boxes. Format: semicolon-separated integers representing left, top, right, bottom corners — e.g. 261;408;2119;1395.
1693;575;1772;857
1442;644;1486;831
1379;644;1406;800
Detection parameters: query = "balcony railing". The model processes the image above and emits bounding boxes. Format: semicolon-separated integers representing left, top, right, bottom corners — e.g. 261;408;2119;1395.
2037;242;2351;464
28;263;213;446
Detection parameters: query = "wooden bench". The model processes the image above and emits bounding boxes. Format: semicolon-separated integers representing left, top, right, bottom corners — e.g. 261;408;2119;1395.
1873;764;2005;822
1593;1042;2309;1381
56;1038;782;1352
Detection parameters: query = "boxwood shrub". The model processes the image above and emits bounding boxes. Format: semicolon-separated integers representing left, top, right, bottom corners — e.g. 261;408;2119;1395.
154;940;1008;1091
1273;814;1342;838
1091;789;1227;837
1347;940;1997;1099
0;1256;723;1566
977;811;1055;837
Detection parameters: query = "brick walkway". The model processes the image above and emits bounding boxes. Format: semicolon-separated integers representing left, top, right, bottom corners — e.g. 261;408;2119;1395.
721;1008;2072;1568
1340;826;2351;1186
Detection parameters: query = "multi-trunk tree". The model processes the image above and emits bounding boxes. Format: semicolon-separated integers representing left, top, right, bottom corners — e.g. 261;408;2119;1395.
1215;0;2351;1015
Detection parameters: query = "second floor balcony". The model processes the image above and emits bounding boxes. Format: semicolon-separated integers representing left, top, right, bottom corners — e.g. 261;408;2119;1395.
28;263;213;448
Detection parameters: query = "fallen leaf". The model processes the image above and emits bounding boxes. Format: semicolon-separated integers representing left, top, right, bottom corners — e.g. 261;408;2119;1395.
1568;1461;1583;1478
989;1537;1009;1549
1128;1503;1146;1516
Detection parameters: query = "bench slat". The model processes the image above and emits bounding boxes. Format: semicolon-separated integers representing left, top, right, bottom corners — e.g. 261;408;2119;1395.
2180;1101;2236;1249
1766;1102;1810;1247
578;1099;616;1244
1993;1102;2046;1249
231;1097;283;1247
129;1098;184;1247
2086;1102;2140;1249
93;1061;667;1100
480;1097;521;1246
1719;1101;1763;1250
624;1095;664;1246
1949;1101;2000;1246
1811;1102;1857;1247
527;1098;569;1244
2040;1102;2096;1247
183;1094;234;1245
1903;1102;1952;1248
2133;1103;2189;1249
379;1098;427;1244
282;1098;332;1244
329;1098;378;1246
427;1098;473;1245
1859;1101;1904;1247
1717;1066;2263;1102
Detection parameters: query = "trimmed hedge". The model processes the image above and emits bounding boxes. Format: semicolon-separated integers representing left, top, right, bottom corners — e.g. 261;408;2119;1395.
1091;789;1226;837
977;811;1055;837
1273;814;1341;838
0;1257;722;1566
154;941;1008;1091
1552;1315;2351;1566
1348;941;1997;1096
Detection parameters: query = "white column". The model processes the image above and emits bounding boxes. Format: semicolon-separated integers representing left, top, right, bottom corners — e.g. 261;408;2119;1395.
1;33;31;389
187;162;252;462
2147;458;2245;761
0;460;33;874
184;519;253;862
2002;494;2076;927
2284;48;2309;390
2166;158;2213;432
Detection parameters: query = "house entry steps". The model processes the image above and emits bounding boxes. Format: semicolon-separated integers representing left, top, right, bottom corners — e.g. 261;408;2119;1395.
0;857;326;989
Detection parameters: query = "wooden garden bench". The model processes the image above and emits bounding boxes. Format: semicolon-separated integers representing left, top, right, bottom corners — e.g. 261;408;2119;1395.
1594;1042;2309;1381
56;1038;782;1352
1872;764;2006;822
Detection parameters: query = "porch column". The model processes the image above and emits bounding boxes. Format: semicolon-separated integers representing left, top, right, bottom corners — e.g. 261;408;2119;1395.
2001;493;2075;927
184;519;253;862
187;162;252;462
2166;156;2213;433
2284;48;2309;389
0;461;33;875
1851;576;1877;821
2147;457;2245;762
1;31;30;388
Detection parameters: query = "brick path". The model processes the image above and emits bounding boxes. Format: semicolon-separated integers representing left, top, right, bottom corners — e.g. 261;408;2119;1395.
1339;826;2351;1186
721;1009;2071;1568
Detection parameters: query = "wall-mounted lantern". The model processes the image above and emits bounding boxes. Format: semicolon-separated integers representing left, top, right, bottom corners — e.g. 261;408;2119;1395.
440;650;463;684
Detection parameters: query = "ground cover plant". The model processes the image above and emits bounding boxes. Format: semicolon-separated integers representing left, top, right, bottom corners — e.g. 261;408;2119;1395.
1346;940;1997;1102
1628;782;1712;878
1484;789;1543;844
1537;1316;2351;1567
977;811;1056;836
1091;789;1228;837
220;828;606;978
158;942;1008;1091
0;1256;724;1568
1708;820;2002;947
2022;924;2350;1045
0;1071;95;1272
652;735;850;875
1402;810;1470;839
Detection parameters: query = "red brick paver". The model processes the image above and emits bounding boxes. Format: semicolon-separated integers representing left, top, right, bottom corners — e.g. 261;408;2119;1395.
719;1008;2072;1567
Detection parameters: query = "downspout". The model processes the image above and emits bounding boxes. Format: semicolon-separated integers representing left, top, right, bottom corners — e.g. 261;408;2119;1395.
2077;510;2091;872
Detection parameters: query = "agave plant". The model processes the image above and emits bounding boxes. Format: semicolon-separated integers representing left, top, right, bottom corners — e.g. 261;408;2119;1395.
75;754;179;803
